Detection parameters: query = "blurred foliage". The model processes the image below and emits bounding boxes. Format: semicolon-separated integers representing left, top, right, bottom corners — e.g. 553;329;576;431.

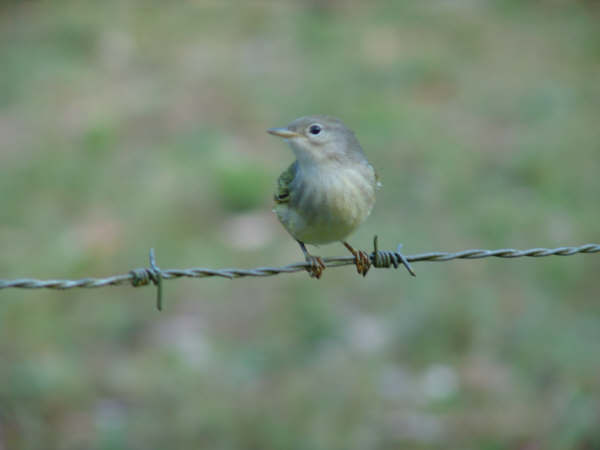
1;0;600;448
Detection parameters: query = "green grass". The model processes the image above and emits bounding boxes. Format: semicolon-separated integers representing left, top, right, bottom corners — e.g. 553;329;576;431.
1;1;599;448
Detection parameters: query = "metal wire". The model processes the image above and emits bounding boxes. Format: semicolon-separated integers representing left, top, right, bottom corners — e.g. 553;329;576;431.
1;240;598;292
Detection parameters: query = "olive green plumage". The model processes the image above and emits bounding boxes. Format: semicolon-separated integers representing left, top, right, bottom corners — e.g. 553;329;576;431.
268;115;378;278
274;161;297;204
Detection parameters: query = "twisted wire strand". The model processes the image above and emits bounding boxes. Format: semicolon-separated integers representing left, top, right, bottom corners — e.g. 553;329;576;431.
1;242;598;291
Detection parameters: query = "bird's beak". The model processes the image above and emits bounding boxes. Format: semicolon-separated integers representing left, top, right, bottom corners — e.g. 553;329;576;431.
267;127;300;139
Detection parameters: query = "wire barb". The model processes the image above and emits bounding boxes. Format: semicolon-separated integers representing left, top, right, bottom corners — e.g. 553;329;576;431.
129;249;163;310
371;236;416;276
149;249;163;311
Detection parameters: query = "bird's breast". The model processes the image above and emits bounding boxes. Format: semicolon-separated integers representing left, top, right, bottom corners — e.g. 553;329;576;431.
276;163;376;244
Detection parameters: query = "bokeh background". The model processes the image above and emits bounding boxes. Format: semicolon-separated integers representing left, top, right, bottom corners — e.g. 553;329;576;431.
1;1;599;448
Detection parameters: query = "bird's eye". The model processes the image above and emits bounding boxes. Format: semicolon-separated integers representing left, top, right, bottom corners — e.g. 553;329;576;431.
308;124;322;135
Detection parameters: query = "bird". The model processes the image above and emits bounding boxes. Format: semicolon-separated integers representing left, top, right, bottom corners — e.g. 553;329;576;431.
267;115;378;279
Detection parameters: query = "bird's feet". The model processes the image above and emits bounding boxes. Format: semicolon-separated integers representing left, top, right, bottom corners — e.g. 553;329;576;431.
305;254;326;279
297;240;326;279
343;241;371;277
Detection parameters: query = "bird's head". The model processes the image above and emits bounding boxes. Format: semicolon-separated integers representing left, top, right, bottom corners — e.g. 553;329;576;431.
267;115;366;167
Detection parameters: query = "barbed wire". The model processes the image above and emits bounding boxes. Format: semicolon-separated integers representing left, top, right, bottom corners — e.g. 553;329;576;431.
1;237;598;311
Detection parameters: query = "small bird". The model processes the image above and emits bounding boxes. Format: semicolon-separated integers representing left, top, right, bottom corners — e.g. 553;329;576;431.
268;115;378;279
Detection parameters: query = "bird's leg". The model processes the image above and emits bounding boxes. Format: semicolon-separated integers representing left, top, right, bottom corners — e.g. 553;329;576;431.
298;241;325;279
343;241;371;277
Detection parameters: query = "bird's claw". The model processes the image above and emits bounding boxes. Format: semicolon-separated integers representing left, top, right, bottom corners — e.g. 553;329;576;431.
353;249;371;277
305;255;326;279
343;242;371;277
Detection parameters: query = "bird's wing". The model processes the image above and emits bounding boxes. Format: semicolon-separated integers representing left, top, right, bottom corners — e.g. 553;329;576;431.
274;161;298;204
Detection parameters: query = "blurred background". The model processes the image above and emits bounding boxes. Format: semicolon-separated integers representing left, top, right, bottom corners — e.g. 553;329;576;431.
1;0;599;448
